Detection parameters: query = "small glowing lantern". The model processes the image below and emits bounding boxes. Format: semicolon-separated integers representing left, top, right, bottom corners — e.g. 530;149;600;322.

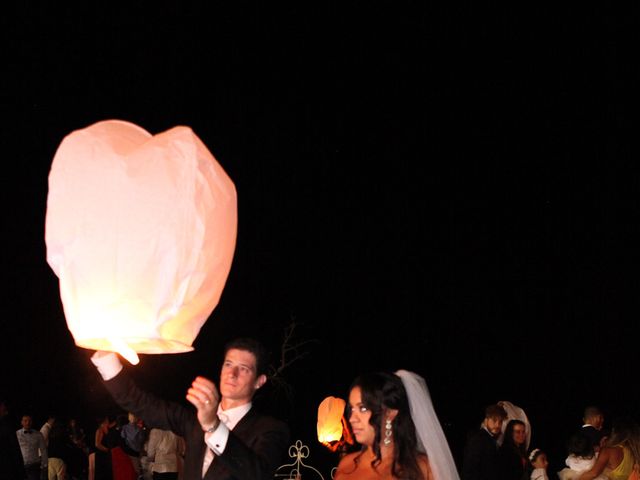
317;396;346;445
45;120;237;365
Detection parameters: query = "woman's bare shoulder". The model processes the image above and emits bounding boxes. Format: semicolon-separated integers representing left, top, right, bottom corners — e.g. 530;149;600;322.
334;452;361;476
337;452;360;467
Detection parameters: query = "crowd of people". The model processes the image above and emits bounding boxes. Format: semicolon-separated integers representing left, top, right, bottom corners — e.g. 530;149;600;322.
2;337;640;480
0;403;185;480
462;404;640;480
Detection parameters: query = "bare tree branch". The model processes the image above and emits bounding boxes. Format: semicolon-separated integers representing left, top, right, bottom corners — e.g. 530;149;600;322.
270;318;318;379
266;317;319;411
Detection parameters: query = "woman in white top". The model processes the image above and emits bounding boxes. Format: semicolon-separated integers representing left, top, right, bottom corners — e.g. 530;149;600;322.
146;428;184;480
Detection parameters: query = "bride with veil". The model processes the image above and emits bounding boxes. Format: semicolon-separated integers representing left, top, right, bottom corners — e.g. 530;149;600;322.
333;369;459;480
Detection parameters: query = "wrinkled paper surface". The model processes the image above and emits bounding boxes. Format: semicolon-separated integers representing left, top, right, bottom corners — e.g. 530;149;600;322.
45;120;237;363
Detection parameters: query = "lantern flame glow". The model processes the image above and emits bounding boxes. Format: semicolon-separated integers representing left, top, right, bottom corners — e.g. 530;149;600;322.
317;396;346;444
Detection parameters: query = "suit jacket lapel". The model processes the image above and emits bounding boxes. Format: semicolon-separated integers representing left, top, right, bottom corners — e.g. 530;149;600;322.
230;408;257;438
203;408;257;479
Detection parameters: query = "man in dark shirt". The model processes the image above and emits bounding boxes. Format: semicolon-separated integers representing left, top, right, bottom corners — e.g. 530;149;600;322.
120;412;146;476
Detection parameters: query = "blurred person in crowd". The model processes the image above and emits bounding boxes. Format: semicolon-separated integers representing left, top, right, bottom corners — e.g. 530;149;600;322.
0;399;26;480
17;414;48;480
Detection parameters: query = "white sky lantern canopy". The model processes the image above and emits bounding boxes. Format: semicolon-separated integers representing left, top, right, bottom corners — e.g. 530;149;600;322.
45;120;238;365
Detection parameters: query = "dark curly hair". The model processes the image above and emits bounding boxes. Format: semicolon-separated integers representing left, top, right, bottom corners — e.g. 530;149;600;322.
566;431;595;459
346;371;425;480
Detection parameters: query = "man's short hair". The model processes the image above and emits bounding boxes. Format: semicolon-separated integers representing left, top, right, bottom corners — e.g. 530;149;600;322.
584;406;602;420
223;337;270;376
485;404;508;420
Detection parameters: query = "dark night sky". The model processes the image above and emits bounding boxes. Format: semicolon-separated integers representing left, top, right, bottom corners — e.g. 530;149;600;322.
1;3;639;473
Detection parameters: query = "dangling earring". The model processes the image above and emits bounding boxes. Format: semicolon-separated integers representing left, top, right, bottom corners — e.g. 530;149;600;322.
384;419;393;445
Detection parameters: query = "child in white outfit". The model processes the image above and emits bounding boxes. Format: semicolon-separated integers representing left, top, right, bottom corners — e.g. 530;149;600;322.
557;432;608;480
529;448;550;480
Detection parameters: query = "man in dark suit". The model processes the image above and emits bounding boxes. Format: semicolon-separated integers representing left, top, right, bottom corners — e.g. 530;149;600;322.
461;403;507;480
91;337;290;480
581;405;605;452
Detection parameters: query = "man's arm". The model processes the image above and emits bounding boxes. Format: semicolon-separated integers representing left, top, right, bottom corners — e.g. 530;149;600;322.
37;433;48;469
187;373;290;480
186;373;289;480
577;447;611;480
91;351;194;438
146;429;157;463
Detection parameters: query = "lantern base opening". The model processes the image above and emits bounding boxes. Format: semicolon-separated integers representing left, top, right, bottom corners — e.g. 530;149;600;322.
76;337;194;365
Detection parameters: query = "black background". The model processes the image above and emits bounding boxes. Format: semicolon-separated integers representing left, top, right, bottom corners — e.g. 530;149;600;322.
1;3;639;475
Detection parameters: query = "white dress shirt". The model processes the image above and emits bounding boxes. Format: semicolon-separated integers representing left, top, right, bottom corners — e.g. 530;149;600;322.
40;422;52;446
202;402;252;476
16;429;48;468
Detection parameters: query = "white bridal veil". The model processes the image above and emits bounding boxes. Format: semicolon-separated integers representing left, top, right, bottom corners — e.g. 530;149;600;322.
395;370;460;480
496;400;531;450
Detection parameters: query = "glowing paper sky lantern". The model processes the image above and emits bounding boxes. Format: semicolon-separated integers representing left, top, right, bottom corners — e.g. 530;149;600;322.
317;396;346;445
45;120;237;365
